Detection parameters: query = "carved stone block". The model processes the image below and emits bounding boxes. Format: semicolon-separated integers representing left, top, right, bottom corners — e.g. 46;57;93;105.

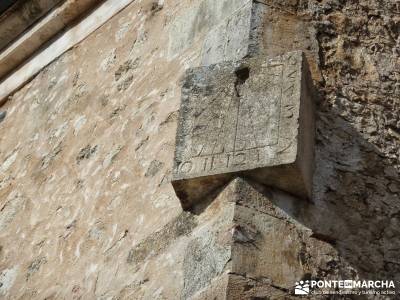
172;51;315;209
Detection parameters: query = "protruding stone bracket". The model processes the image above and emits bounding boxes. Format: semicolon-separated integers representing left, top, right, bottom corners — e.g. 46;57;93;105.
172;51;316;210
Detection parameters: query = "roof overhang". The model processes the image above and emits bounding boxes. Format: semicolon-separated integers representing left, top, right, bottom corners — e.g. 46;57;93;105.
0;0;64;53
0;0;136;105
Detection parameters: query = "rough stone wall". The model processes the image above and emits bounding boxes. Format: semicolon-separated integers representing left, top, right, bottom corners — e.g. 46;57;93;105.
0;0;399;299
249;0;400;294
0;1;197;298
279;0;400;284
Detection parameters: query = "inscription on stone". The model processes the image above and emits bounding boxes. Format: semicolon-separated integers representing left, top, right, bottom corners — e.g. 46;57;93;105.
173;51;315;209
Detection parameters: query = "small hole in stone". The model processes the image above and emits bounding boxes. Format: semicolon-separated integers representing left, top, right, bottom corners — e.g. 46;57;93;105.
235;66;250;84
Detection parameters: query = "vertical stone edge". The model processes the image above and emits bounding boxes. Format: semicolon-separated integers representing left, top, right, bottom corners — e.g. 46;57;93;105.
296;52;317;199
247;0;266;58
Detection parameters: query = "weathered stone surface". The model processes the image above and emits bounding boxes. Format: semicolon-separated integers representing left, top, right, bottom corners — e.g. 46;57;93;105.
251;1;322;83
173;51;315;209
200;1;253;66
169;0;321;72
0;266;18;296
168;0;252;64
179;177;349;299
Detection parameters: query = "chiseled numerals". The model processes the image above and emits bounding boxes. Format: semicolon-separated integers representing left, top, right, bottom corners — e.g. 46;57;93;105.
177;147;261;175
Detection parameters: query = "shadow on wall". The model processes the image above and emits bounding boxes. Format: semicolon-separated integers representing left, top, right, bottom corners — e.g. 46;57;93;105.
251;0;400;284
128;1;399;295
259;105;400;284
180;0;400;287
